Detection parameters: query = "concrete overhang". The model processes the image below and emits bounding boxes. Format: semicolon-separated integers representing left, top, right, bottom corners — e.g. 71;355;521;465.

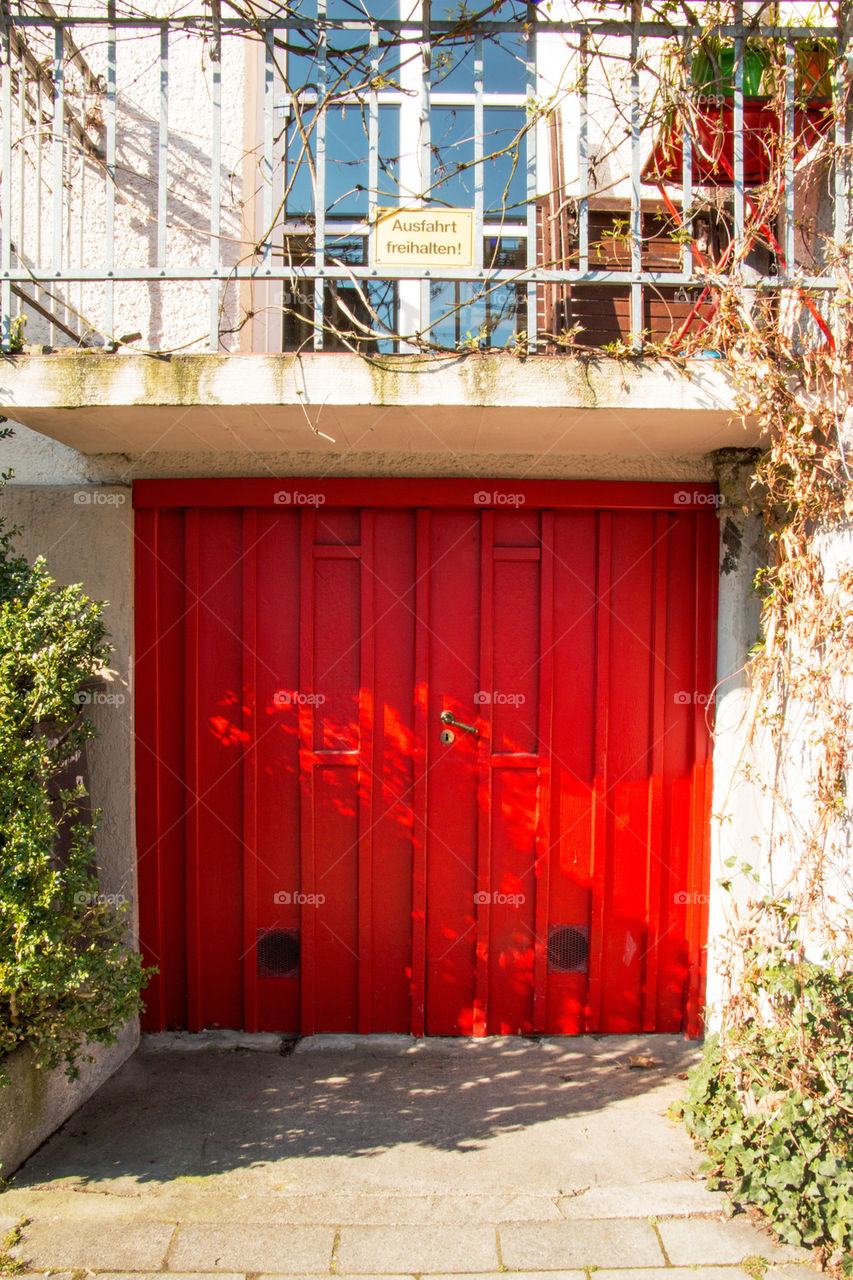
0;351;757;457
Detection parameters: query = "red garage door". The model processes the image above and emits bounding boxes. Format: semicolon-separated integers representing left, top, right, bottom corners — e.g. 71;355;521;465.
134;479;717;1038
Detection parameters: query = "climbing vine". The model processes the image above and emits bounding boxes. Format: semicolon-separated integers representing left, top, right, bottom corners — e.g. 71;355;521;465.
651;6;853;1269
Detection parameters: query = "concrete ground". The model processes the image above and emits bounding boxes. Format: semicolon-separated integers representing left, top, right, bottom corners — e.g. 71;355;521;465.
0;1034;819;1280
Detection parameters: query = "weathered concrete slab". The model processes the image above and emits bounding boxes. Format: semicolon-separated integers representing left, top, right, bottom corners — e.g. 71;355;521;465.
429;1274;586;1280
12;1272;75;1280
141;1032;285;1053
294;1034;417;1054
8;1037;702;1198
167;1225;336;1273
0;1187;562;1225
658;1217;812;1266
96;1275;244;1280
335;1224;499;1273
0;1037;819;1277
557;1180;727;1219
498;1219;666;1270
0;353;747;461
594;1271;769;1280
13;1219;174;1270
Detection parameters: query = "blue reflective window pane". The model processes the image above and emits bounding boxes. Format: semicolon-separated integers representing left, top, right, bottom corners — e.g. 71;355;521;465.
483;34;526;92
327;30;376;93
326;104;370;215
285;107;317;216
288;0;400;93
484;107;525;213
377;105;400;204
432;39;474;91
286;33;319;93
429;280;522;348
286;105;398;218
430;107;474;204
484;0;527;92
484;235;525;267
328;0;398;18
327;0;399;89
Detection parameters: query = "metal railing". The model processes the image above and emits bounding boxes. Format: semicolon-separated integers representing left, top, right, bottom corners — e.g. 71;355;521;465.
0;5;847;354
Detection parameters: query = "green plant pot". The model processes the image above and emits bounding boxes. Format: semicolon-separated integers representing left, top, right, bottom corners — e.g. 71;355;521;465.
692;43;770;97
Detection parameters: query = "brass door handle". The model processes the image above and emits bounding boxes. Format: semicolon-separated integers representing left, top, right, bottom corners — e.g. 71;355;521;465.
440;710;479;736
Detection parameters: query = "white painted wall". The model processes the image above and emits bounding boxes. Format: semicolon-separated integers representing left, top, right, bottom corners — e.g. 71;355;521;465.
13;4;247;352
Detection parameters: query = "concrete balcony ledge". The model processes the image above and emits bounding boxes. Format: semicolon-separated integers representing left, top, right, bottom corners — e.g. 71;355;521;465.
0;350;755;458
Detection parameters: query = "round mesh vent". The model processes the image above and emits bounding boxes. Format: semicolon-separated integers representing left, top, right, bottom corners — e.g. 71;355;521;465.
257;927;300;978
547;925;589;974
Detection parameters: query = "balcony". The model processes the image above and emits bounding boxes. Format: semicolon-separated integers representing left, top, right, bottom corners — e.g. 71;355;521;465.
0;3;846;358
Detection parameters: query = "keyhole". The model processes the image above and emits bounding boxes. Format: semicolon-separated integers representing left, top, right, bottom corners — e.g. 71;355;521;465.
440;727;455;744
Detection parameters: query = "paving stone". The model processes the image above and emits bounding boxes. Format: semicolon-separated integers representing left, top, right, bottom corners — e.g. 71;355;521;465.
14;1220;175;1271
429;1273;586;1280
595;1270;764;1280
498;1218;666;1270
10;1273;75;1280
98;1274;244;1280
0;1189;553;1227
657;1217;811;1266
335;1224;499;1273
228;1192;561;1225
762;1267;823;1278
141;1031;284;1053
166;1225;336;1273
557;1181;727;1219
294;1034;416;1054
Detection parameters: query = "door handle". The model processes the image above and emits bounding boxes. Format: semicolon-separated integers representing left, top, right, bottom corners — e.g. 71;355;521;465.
440;710;479;736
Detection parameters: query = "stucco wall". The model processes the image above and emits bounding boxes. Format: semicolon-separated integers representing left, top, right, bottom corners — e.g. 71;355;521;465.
0;1025;137;1179
14;7;247;353
4;417;716;483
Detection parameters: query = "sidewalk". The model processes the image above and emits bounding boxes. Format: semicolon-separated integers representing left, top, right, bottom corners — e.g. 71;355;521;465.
0;1034;818;1279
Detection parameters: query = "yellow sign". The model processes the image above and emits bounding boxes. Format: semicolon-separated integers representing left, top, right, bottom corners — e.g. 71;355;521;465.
374;207;475;269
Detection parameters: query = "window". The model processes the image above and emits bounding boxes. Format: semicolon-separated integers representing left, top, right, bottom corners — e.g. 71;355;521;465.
272;0;534;350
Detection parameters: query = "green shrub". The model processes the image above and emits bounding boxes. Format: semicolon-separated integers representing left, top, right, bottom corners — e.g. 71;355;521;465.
0;532;148;1081
676;937;853;1272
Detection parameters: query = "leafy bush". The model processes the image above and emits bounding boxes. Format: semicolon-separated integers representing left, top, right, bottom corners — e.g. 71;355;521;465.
0;526;147;1080
676;936;853;1272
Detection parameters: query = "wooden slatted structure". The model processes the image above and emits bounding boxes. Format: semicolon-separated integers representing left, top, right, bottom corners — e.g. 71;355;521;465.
537;115;734;351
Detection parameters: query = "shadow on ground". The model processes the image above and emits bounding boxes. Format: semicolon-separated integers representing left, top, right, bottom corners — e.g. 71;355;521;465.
10;1034;703;1195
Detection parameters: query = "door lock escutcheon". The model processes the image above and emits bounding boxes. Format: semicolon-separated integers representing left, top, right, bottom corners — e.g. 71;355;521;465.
439;727;456;744
440;710;479;736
